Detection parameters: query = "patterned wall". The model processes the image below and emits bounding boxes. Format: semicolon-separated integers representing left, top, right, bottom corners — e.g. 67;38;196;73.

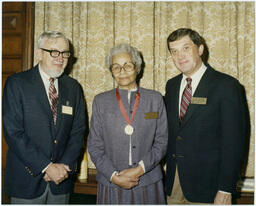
34;2;254;177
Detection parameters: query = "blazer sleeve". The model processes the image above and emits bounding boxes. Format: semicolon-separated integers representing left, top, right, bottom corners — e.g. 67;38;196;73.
88;96;117;181
59;83;86;172
218;79;246;193
140;95;168;173
3;76;50;176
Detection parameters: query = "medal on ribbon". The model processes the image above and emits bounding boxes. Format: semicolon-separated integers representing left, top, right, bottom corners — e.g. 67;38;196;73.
115;88;140;136
124;124;134;135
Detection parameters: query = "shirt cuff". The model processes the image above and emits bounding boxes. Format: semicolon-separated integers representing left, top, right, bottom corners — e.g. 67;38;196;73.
42;162;53;173
218;190;231;194
139;160;145;173
110;171;119;182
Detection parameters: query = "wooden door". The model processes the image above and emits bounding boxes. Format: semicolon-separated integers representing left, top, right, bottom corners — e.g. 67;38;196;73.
2;2;35;203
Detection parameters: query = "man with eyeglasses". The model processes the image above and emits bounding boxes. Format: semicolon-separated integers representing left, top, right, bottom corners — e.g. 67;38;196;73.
3;31;86;204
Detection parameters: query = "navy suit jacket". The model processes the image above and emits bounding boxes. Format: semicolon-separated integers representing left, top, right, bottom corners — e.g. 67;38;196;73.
3;65;86;199
165;64;246;203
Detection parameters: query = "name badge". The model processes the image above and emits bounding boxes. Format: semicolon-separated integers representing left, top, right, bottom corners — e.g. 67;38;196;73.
191;97;207;105
62;105;73;115
145;112;159;119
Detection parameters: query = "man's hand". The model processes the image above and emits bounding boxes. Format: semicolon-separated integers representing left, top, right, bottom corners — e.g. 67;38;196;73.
43;173;51;182
214;191;232;205
45;163;71;185
111;173;139;189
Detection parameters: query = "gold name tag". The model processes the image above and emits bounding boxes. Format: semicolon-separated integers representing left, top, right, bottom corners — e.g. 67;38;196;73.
145;112;159;119
191;97;207;105
62;105;73;115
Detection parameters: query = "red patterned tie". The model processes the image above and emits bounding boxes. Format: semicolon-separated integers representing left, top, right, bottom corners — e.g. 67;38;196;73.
49;78;58;125
180;77;192;121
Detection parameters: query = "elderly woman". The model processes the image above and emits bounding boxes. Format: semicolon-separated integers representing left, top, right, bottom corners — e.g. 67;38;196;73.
88;43;168;204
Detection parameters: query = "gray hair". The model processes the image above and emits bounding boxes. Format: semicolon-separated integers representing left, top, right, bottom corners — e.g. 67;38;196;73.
106;43;142;73
37;31;69;48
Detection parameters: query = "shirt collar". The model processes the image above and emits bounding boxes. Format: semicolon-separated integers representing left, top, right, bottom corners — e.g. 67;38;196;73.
118;86;138;92
183;63;206;80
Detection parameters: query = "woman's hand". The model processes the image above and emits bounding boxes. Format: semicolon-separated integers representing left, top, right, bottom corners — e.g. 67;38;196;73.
119;165;144;179
112;173;139;189
111;165;144;189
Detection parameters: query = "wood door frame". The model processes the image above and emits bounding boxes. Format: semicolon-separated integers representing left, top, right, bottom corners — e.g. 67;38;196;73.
23;2;35;70
2;2;35;203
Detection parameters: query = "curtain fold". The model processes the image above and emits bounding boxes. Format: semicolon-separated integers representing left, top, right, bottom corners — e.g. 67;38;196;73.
34;2;254;177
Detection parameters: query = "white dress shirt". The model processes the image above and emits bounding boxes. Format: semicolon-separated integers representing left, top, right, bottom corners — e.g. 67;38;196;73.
178;63;206;115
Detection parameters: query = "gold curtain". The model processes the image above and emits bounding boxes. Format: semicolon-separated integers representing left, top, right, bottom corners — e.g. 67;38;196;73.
34;2;254;178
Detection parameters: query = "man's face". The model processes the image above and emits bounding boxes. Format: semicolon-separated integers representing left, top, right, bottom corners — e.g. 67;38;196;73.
169;35;204;76
36;37;69;78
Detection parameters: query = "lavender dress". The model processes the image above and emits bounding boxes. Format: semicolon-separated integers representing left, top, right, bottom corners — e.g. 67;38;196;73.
88;87;168;204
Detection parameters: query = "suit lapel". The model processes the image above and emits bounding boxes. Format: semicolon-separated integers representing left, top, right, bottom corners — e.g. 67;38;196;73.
56;77;64;131
55;75;68;133
180;66;213;128
173;77;182;125
167;75;182;129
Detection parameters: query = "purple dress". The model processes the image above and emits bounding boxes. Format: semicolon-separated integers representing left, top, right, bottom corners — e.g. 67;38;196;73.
88;87;168;204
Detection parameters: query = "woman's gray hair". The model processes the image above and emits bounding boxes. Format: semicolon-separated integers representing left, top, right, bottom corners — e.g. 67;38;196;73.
37;31;69;48
106;43;142;73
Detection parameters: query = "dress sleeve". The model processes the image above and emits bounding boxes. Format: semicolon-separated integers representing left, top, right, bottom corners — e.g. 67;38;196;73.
88;96;117;181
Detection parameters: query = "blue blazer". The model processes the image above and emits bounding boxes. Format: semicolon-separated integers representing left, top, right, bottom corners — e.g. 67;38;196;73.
3;65;86;199
165;64;246;203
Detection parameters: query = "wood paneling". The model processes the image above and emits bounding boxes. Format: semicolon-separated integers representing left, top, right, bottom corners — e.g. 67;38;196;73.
2;2;24;12
2;13;22;32
2;2;35;204
2;35;23;56
2;59;22;74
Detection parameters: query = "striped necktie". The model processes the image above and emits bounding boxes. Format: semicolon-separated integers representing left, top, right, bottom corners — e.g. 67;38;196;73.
49;78;58;125
180;78;192;121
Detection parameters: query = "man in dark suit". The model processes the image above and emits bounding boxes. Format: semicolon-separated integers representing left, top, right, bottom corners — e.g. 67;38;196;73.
165;28;245;204
3;31;86;204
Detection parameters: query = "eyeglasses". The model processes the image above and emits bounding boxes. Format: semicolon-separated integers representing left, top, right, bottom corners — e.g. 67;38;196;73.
40;48;71;58
111;62;135;74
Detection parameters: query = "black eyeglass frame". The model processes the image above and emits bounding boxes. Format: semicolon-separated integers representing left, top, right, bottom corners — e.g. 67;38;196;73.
40;48;71;58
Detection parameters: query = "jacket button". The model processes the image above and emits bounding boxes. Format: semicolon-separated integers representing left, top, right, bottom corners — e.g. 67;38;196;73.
54;140;58;144
172;154;176;158
132;146;136;149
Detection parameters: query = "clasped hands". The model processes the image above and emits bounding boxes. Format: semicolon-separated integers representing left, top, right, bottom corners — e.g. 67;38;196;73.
111;165;144;189
44;163;71;185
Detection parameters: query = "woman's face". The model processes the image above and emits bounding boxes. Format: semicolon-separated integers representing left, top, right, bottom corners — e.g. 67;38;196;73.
111;52;137;90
